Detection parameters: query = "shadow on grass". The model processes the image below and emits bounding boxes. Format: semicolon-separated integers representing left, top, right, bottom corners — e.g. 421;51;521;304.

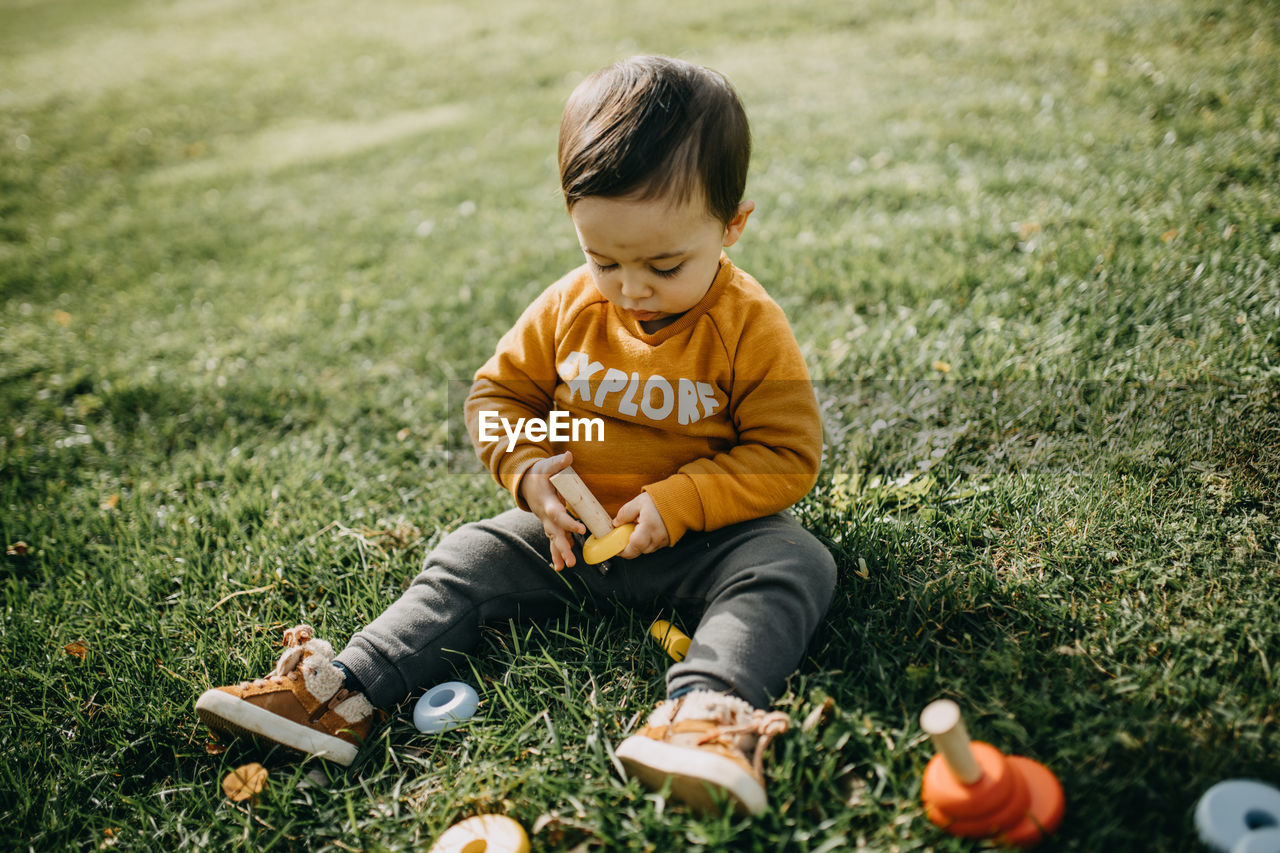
1;371;333;500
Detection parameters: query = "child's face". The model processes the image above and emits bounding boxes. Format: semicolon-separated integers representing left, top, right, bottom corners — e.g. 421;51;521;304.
570;193;753;331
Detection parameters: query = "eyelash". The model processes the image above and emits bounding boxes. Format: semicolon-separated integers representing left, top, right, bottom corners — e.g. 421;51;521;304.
590;260;685;279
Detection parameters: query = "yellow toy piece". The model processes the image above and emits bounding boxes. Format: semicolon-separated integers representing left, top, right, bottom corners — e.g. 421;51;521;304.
427;814;530;853
649;619;691;661
582;523;635;564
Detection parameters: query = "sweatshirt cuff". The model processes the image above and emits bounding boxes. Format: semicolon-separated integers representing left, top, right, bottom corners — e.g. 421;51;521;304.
500;446;551;511
643;474;705;546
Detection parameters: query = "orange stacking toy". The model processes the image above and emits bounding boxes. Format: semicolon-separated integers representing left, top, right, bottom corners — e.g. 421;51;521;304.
919;699;1065;848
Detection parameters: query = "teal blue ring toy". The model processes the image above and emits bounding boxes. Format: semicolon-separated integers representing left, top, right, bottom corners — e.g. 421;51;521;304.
1196;780;1280;853
413;681;479;733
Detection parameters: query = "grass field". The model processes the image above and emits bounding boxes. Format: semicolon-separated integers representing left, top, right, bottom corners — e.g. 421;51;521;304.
2;0;1278;849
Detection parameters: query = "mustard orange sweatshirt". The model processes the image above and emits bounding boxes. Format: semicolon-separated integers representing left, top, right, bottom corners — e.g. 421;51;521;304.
465;256;822;545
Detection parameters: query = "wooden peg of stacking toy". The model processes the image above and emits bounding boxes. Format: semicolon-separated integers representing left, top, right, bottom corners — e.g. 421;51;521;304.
919;699;1065;848
427;814;529;853
649;619;691;661
549;466;634;565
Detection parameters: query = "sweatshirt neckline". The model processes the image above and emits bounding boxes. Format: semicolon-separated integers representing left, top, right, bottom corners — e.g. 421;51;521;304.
615;254;732;344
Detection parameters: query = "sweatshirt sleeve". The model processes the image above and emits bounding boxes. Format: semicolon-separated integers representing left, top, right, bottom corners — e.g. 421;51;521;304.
642;300;822;544
464;283;564;509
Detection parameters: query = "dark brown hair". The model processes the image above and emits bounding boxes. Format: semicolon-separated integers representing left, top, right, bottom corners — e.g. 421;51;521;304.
558;55;751;225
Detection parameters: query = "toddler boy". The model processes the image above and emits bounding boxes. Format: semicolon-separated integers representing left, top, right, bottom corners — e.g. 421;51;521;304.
197;55;836;816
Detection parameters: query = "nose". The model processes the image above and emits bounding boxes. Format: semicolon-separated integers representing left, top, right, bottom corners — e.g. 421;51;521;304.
619;273;651;301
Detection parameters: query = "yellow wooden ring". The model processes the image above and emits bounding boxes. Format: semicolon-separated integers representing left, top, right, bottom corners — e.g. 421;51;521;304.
427;814;529;853
582;523;635;564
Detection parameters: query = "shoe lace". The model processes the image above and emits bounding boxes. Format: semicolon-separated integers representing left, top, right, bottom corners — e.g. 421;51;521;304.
695;708;791;779
237;624;315;689
283;625;314;646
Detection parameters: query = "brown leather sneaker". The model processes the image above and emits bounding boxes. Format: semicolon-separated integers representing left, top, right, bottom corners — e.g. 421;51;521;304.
195;625;374;766
615;691;790;816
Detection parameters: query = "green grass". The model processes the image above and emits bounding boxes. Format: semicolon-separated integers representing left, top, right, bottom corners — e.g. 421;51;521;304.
2;0;1278;849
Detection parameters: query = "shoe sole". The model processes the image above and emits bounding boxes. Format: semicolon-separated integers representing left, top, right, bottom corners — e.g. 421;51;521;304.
195;689;359;766
615;734;767;815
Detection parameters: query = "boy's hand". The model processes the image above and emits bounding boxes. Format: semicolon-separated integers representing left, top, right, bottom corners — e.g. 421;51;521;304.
613;492;670;559
520;451;587;571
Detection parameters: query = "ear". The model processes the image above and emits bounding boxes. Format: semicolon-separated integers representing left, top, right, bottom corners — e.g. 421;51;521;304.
721;200;755;248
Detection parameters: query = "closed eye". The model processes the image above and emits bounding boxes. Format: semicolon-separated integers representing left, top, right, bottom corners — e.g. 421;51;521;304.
588;258;684;278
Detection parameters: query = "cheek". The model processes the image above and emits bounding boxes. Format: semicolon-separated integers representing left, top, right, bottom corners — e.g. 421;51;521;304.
678;256;720;291
590;271;620;298
666;274;709;307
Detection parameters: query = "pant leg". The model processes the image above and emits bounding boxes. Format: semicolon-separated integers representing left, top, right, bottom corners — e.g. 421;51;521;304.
630;513;837;709
336;508;580;709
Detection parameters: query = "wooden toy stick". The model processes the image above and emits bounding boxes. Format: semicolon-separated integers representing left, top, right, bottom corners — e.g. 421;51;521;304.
548;467;613;538
920;699;984;785
548;466;635;565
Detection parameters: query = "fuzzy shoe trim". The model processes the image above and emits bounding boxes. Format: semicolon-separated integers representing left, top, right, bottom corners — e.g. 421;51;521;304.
332;692;374;724
298;648;343;703
648;690;759;727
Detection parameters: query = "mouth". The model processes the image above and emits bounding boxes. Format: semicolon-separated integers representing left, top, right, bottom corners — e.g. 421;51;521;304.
627;309;662;322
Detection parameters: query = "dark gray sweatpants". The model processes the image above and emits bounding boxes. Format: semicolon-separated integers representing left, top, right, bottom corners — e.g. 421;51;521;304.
336;508;836;710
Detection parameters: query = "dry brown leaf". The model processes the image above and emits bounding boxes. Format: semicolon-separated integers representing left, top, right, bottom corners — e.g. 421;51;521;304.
205;741;227;755
100;494;120;511
53;310;72;326
65;642;88;660
802;696;836;733
1161;228;1179;243
223;763;268;802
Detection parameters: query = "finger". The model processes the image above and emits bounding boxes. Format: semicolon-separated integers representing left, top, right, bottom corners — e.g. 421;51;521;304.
547;507;586;535
546;450;574;475
561;507;588;536
617;530;647;560
547;504;586;536
612;501;639;527
554;533;577;569
619;516;650;558
527;452;566;484
545;529;568;571
535;489;582;533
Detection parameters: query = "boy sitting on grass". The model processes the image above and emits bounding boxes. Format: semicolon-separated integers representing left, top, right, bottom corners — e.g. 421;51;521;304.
197;54;836;816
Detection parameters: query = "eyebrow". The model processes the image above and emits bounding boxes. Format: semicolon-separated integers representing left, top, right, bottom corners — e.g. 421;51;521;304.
582;247;687;262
